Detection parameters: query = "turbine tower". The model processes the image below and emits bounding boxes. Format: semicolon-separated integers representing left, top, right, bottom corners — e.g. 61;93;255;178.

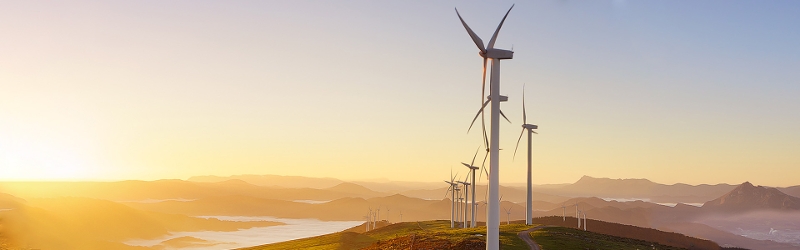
583;212;587;231
461;147;481;228
455;5;515;249
458;177;471;228
444;172;459;228
513;84;538;225
504;206;513;225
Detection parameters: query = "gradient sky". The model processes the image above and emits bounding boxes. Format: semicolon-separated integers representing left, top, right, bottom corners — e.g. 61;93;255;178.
1;1;799;186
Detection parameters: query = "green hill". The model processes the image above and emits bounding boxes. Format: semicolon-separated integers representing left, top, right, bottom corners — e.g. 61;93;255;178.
240;218;732;250
239;220;535;250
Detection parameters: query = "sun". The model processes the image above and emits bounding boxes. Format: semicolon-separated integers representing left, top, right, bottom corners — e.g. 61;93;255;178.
0;132;96;181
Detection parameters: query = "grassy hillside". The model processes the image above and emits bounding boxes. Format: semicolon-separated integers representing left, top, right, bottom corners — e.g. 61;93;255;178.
531;216;721;250
533;227;687;250
242;218;727;250
240;220;536;250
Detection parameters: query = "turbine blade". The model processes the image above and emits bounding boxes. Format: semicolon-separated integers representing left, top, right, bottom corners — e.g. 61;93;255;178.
471;145;480;166
455;8;486;53
532;130;538;134
461;162;472;168
479;150;489;180
522;84;527;124
487;4;515;49
467;100;491;133
500;109;512;123
513;128;525;161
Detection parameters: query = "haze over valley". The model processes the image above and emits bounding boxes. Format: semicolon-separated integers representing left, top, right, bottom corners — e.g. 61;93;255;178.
3;175;800;249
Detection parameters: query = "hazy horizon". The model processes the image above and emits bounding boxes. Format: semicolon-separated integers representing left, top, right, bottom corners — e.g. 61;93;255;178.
2;1;799;187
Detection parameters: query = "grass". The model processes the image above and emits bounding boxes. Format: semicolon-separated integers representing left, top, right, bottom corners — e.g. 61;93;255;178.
240;220;539;250
532;227;687;250
242;219;703;250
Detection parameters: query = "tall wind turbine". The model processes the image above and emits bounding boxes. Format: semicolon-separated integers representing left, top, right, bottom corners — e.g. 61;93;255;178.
561;203;566;221
456;5;515;249
461;147;481;228
513;84;538;225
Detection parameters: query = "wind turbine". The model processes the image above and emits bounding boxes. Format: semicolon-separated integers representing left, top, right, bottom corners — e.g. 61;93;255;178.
444;172;460;228
513;84;538;226
458;177;471;228
364;214;370;232
561;203;566;221
368;208;373;231
583;212;587;231
456;5;515;249
461;147;480;228
386;208;391;224
504;206;513;225
399;210;403;223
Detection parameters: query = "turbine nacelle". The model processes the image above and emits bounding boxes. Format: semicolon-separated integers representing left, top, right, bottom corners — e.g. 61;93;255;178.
522;124;538;130
487;95;509;102
483;48;514;60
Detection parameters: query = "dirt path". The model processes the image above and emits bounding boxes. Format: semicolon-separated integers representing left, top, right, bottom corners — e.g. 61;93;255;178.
518;226;546;250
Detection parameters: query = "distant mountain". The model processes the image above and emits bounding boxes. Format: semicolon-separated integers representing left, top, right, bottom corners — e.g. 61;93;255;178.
547;176;736;203
188;174;343;189
325;182;385;198
702;182;800;212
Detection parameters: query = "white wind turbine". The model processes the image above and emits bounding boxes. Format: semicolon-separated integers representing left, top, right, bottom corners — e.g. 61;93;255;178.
364;214;370;232
513;84;538;226
455;5;515;249
457;176;471;228
561;203;566;221
504;206;513;225
386;208;391;224
399;210;403;223
583;212;587;231
461;147;481;228
444;171;460;228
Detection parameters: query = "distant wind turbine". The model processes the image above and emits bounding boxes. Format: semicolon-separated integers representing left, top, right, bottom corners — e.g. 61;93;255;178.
386;208;391;224
399;210;403;223
504;206;513;225
444;171;460;228
583;212;587;231
561;203;566;221
455;5;516;249
513;84;538;226
457;176;471;228
461;147;481;228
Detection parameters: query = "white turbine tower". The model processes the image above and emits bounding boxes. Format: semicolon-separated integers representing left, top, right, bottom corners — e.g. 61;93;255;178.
561;203;566;221
458;177;471;228
513;84;538;225
364;214;369;232
455;5;515;249
386;208;391;224
399;210;403;223
444;172;460;228
504;206;513;225
583;212;587;231
461;147;480;228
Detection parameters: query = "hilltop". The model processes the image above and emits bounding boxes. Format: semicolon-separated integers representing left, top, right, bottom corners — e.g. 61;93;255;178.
242;218;731;250
702;182;800;212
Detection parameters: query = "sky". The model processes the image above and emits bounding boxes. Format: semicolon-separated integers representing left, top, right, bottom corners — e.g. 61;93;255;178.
1;0;799;186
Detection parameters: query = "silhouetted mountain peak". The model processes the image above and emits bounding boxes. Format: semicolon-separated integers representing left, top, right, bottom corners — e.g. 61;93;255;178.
702;182;800;212
326;182;376;194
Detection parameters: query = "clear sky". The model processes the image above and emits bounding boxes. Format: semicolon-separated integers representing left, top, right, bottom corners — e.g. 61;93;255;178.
1;1;799;186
